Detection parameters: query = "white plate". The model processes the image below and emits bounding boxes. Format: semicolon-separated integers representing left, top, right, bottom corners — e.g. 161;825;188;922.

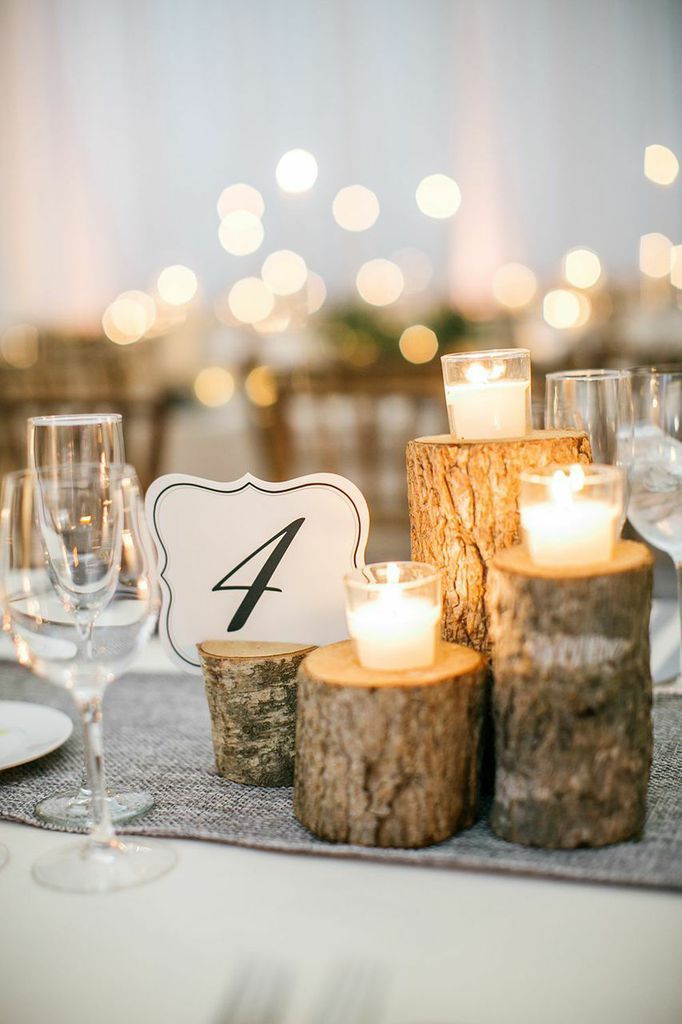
0;701;73;771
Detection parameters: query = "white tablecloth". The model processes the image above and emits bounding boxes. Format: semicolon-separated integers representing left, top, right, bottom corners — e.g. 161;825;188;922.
0;602;680;1024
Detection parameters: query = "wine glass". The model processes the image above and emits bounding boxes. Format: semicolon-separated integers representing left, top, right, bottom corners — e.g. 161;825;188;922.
545;369;634;528
0;464;176;892
628;367;682;694
27;412;154;827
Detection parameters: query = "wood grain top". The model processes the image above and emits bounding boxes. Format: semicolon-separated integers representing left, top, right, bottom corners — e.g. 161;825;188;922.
492;540;653;579
198;640;316;661
301;639;485;688
410;429;589;447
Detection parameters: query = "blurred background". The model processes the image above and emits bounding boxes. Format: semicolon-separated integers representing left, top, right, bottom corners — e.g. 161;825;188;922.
0;0;681;558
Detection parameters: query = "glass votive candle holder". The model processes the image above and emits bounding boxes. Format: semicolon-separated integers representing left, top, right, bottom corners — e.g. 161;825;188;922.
344;562;442;672
519;464;625;569
441;348;532;440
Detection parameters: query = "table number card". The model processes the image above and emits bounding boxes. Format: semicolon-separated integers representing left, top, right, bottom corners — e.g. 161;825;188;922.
145;472;370;673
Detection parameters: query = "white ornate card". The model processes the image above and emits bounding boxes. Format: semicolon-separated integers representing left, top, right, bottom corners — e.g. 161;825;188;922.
145;472;370;673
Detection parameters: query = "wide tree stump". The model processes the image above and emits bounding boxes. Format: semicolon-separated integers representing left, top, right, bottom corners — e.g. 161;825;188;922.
487;541;653;849
198;640;315;787
406;430;591;652
294;640;487;848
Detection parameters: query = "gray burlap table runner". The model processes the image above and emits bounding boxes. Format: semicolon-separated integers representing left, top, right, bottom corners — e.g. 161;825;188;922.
1;663;680;891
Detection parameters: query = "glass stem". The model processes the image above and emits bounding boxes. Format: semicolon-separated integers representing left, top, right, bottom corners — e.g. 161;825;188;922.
671;565;675;675
76;696;114;845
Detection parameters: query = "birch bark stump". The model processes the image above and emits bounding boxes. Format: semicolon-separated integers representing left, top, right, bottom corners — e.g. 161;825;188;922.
406;430;591;652
294;640;487;848
487;541;653;849
198;640;315;786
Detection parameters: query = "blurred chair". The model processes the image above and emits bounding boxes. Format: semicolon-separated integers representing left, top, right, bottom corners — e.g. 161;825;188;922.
0;334;175;491
249;363;446;557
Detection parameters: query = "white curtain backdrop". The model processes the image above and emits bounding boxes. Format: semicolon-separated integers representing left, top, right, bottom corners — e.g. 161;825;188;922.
0;0;680;325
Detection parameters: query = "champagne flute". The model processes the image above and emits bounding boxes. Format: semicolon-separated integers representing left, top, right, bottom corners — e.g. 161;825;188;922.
27;413;154;826
628;367;682;694
0;465;175;892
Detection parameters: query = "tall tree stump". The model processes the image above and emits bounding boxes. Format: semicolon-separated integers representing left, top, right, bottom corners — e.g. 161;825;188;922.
198;640;315;786
294;640;487;848
487;541;653;849
406;430;591;652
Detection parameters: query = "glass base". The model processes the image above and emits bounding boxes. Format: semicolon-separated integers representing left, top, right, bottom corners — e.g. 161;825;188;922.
35;789;154;829
653;673;682;697
32;836;176;893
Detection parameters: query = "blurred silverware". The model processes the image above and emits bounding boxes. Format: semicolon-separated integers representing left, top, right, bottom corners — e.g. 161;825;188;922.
215;960;290;1024
307;961;387;1024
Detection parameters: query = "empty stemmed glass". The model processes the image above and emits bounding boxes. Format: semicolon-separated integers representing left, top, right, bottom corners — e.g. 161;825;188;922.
545;369;634;526
0;464;175;892
27;413;154;827
628;367;682;694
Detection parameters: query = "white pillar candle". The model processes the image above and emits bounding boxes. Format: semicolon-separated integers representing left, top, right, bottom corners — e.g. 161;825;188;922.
347;590;440;671
445;377;530;440
520;466;620;568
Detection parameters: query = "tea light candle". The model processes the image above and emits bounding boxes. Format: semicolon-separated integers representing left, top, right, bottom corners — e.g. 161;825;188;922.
344;562;441;671
520;464;624;568
441;348;531;440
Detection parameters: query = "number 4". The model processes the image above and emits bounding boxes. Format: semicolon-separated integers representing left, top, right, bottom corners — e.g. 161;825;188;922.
212;518;305;632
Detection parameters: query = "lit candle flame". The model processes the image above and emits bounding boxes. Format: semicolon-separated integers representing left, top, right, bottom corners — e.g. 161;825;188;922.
72;547;80;568
549;465;585;505
386;562;400;585
465;362;490;385
79;515;92;525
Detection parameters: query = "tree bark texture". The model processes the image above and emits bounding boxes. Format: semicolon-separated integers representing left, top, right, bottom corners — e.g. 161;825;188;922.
294;640;487;848
406;430;592;652
487;542;654;849
198;640;316;787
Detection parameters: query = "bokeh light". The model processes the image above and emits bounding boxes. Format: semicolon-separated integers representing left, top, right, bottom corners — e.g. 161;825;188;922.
670;245;682;289
543;288;591;329
193;366;235;407
102;291;156;344
306;271;327;314
415;174;461;218
398;325;439;364
275;149;318;194
492;263;537;309
245;365;278;407
157;265;198;305
644;144;679;186
228;277;275;324
563;248;602;289
391;248;433;294
0;323;39;368
639;233;672;278
216;183;264;219
332;185;380;231
252;311;292;335
261;250;308;295
218;210;264;255
356;259;404;306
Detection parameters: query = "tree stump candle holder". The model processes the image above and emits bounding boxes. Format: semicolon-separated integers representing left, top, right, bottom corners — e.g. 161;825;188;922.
406;430;592;652
294;640;487;848
487;541;654;849
198;641;316;787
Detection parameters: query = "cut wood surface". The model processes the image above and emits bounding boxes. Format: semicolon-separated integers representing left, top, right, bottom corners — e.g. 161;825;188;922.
488;541;653;849
198;640;316;787
294;640;487;848
406;429;592;652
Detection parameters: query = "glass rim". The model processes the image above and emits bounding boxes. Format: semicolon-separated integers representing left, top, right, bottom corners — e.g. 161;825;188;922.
28;413;123;427
628;364;682;378
545;368;630;381
344;561;441;591
520;463;625;487
441;348;529;364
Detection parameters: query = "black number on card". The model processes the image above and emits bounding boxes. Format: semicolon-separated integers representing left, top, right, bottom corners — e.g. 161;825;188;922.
212;518;305;631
